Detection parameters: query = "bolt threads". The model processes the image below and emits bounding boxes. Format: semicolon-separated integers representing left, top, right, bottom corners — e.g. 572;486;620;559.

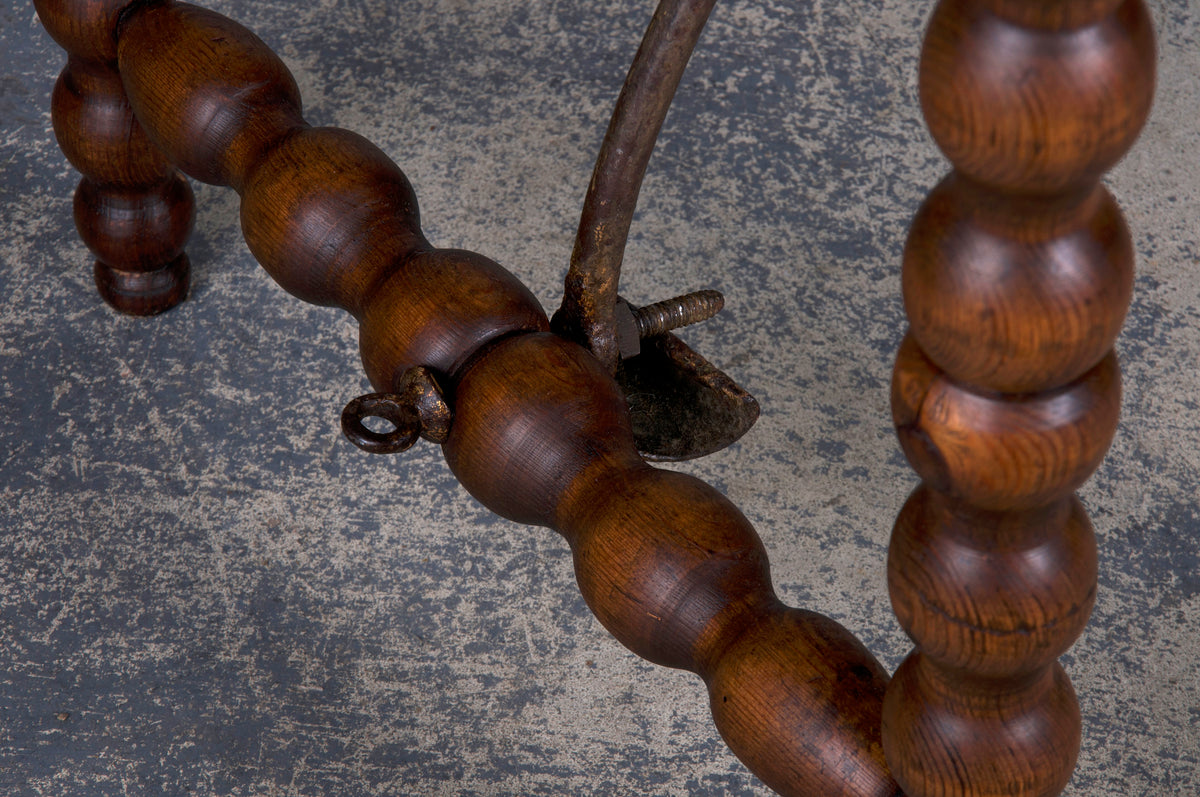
633;289;724;338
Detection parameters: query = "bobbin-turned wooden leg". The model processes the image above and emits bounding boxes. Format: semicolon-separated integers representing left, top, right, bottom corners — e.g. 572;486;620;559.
884;1;1155;795
39;0;193;315
35;3;902;793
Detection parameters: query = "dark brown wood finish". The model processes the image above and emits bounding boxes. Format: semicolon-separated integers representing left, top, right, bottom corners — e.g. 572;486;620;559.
37;0;194;315
444;331;898;796
36;0;1159;793
884;1;1155;795
37;2;904;795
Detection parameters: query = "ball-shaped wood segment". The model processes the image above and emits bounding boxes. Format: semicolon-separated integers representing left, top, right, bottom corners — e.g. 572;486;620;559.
118;2;305;189
883;654;1081;797
903;176;1133;394
709;606;901;797
73;174;194;270
51;57;173;188
975;0;1124;29
892;335;1121;511
240;126;427;314
888;487;1097;678
358;249;549;392
920;0;1155;193
33;0;142;63
443;333;638;528
94;254;190;316
564;465;775;672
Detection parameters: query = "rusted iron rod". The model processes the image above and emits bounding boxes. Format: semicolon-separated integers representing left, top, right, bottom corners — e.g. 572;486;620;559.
554;0;719;371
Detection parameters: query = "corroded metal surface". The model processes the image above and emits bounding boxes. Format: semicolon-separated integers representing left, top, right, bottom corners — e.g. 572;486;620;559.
554;0;720;370
554;0;758;460
618;329;760;461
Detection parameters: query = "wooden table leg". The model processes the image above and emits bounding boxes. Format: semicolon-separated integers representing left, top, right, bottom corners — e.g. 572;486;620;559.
883;1;1156;795
38;0;194;316
34;3;903;794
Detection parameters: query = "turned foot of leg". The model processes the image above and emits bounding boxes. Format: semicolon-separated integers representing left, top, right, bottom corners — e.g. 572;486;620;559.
49;46;194;315
72;171;194;315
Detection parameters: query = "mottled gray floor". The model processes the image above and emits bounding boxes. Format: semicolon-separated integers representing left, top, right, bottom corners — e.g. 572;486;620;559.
2;0;1197;794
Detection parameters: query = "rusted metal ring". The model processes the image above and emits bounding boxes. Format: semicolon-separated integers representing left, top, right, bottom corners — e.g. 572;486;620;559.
341;393;421;454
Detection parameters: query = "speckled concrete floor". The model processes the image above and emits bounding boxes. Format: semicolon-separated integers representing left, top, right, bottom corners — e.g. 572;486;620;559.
2;0;1197;794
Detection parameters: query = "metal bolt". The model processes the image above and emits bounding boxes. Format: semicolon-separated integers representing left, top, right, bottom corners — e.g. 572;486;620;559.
631;289;724;338
615;289;724;358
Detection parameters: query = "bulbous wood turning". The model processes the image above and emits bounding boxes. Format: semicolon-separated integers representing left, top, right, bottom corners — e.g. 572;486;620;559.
239;126;426;314
445;332;900;796
892;336;1121;512
885;1;1154;795
118;2;306;190
902;177;1134;394
37;2;904;794
886;656;1083;797
920;0;1155;194
41;0;194;315
889;487;1097;678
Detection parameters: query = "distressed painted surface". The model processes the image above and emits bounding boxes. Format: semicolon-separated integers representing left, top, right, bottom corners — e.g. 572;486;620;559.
1;0;1197;794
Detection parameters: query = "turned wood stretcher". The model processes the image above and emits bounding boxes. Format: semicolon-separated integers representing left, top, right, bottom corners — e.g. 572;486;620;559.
33;0;1156;794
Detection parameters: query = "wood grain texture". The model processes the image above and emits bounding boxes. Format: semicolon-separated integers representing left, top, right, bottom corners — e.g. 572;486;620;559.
920;0;1155;194
73;172;193;270
118;1;306;190
710;607;898;797
892;336;1122;511
42;2;193;316
884;1;1155;795
446;332;901;797
37;2;906;794
239;125;426;314
889;487;1097;678
51;54;172;185
902;177;1133;393
357;248;550;391
885;655;1083;797
34;0;144;63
